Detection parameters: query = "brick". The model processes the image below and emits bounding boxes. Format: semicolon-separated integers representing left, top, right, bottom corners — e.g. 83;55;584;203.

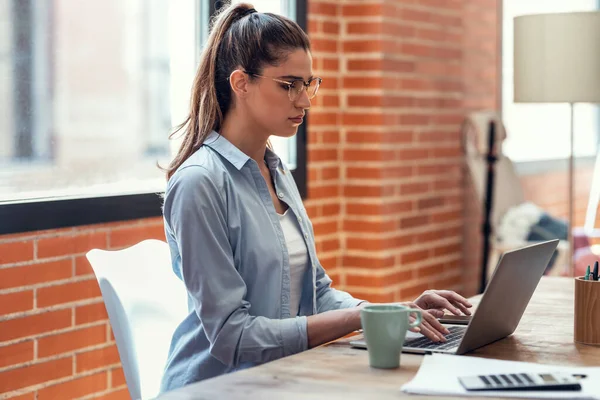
99;389;131;400
37;232;107;259
400;283;430;301
309;2;337;16
7;393;36;400
75;255;94;276
349;291;395;303
321;95;339;107
400;215;430;229
433;243;462;257
319;255;338;270
312;220;338;237
343;40;382;53
342;77;382;90
308;184;340;200
110;367;126;388
310;148;338;163
0;357;72;393
0;240;34;265
346;167;384;180
346;270;412;288
343;219;396;233
347;59;382;71
109;224;166;249
346;203;383;216
0;259;72;290
0;309;71;342
401;249;430;265
431;209;461;224
343;255;395;269
343;149;395;162
322;21;339;34
0;290;33;315
343;185;393;198
310;112;339;126
417;197;445;210
76;344;121;372
342;4;383;17
396;148;429;161
346;237;391;252
400;182;429;195
37;371;108;400
347;95;383;108
320;166;340;180
0;341;34;369
318;238;340;253
311;38;338;53
37;278;101;308
383;201;414;215
38;325;107;358
75;301;109;325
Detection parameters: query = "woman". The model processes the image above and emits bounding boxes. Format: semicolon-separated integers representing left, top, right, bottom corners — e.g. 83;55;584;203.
160;2;472;392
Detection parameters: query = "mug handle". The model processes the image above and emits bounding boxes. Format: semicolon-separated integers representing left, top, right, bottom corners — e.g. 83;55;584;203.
407;309;422;328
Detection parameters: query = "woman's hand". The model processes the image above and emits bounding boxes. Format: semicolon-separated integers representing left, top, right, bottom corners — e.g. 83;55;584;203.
401;302;450;342
413;290;473;318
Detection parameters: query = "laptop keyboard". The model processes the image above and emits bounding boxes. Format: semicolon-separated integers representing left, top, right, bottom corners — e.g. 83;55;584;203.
405;325;467;351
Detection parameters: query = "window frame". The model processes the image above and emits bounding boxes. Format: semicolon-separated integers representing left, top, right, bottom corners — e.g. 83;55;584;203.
0;0;308;235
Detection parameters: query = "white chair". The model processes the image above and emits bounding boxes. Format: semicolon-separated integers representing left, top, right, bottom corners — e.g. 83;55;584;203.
87;239;188;400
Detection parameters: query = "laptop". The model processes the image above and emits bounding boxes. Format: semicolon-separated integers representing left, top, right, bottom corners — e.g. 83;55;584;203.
350;239;559;355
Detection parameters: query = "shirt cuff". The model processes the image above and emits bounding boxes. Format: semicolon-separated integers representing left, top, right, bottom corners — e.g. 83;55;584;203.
280;316;308;357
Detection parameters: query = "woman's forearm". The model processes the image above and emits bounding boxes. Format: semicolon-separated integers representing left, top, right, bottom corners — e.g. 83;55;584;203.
306;307;362;348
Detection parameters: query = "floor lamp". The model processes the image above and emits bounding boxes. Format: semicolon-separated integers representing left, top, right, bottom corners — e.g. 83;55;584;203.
513;11;600;276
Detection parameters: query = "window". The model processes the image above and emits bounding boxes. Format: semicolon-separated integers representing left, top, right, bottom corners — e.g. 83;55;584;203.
502;0;600;162
0;0;201;202
0;0;307;234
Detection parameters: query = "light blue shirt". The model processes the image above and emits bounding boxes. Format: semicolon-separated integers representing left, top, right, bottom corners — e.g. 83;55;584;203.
160;132;363;392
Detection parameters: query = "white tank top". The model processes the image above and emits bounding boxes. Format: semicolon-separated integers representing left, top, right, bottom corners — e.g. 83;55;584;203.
278;209;309;316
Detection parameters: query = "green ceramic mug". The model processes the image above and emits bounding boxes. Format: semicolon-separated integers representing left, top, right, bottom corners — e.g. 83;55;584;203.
360;304;422;369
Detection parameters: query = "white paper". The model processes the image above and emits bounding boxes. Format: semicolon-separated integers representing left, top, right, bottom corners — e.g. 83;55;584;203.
401;354;600;399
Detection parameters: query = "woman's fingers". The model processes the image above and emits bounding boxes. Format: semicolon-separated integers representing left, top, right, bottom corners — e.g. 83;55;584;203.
450;300;472;315
418;310;450;342
442;291;473;309
435;296;462;315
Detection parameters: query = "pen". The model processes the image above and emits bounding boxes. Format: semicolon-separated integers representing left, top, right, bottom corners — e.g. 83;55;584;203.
584;265;590;280
594;261;599;281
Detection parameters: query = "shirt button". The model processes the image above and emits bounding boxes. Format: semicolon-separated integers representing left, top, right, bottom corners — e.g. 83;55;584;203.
277;192;284;199
304;232;309;239
297;216;302;223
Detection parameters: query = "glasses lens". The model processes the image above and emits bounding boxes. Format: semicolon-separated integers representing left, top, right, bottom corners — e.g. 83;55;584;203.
307;78;320;99
288;80;304;101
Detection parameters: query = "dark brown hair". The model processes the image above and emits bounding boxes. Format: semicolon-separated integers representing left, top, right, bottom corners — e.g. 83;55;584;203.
165;2;310;180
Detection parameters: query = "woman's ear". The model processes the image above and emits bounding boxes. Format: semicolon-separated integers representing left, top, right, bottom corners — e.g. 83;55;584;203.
229;70;250;99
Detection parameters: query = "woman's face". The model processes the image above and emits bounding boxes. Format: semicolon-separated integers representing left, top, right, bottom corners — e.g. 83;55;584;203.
246;49;314;138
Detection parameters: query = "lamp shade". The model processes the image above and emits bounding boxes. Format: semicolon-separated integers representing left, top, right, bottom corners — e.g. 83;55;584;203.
514;11;600;103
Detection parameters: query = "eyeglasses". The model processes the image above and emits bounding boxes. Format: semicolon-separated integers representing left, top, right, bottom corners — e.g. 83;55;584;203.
244;71;322;101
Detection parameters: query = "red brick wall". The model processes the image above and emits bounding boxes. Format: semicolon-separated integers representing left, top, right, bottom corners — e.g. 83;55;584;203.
0;0;503;398
0;220;165;399
307;0;499;301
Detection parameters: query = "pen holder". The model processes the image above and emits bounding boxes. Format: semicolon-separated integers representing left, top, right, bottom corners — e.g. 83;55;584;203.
574;277;600;345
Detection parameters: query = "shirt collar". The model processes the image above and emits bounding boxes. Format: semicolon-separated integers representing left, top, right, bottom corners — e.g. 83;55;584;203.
264;146;284;171
203;131;285;171
203;131;250;170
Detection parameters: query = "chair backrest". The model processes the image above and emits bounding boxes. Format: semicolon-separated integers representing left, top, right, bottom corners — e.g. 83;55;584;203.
86;239;188;400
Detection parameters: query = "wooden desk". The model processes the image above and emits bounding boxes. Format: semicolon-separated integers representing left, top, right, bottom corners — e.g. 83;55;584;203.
157;277;600;400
